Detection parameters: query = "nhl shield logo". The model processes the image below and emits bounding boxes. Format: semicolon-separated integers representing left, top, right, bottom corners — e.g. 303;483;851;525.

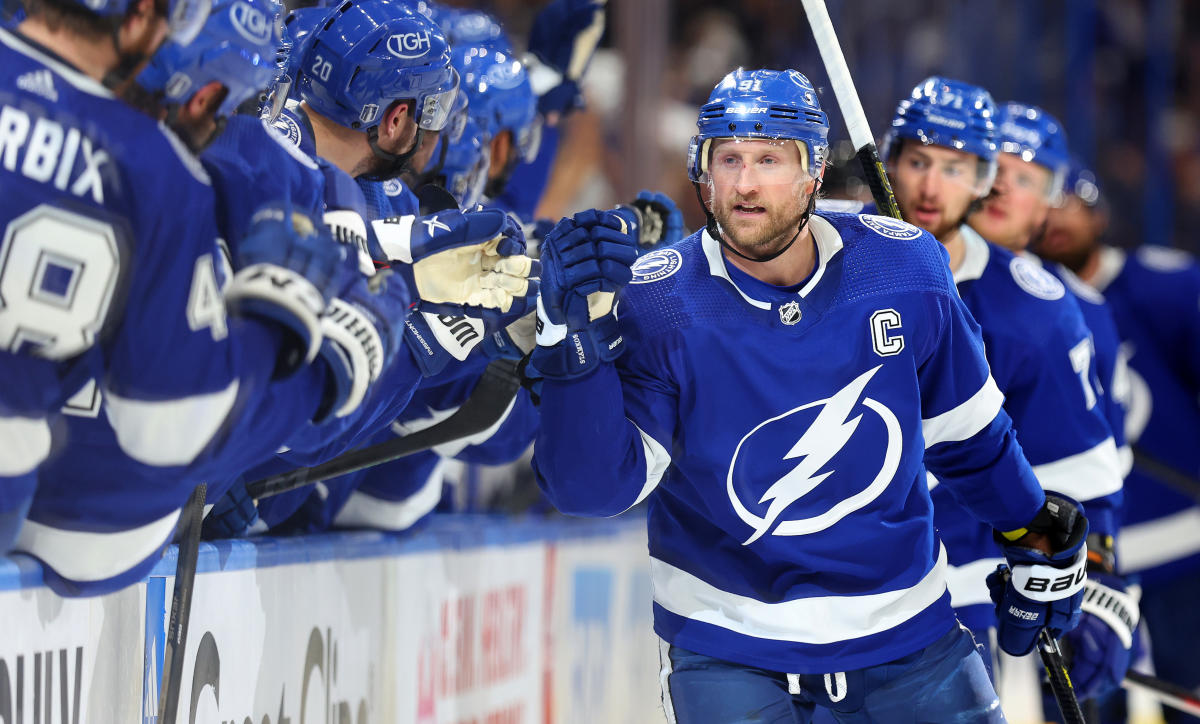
778;300;801;325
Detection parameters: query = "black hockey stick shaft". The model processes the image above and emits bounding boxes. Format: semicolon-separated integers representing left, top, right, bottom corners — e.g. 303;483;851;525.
247;358;522;499
1131;446;1200;505
158;483;206;724
1039;630;1088;724
1123;669;1200;717
800;0;903;220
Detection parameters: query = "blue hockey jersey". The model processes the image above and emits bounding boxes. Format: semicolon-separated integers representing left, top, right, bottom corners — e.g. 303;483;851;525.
534;212;1046;673
933;225;1123;629
1090;246;1200;583
0;29;338;593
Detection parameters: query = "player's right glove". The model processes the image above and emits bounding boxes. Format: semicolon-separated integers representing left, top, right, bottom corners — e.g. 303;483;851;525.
987;493;1089;656
614;190;685;253
226;203;358;376
528;209;639;380
201;480;267;540
372;209;539;376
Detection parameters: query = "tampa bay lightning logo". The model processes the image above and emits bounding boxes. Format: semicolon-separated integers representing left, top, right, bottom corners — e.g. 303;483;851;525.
727;365;902;545
630;249;683;284
272;114;302;148
382;178;405;197
483;58;523;90
1009;257;1065;300
858;214;923;241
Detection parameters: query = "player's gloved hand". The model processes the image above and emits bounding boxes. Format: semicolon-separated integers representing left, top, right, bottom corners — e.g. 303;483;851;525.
986;493;1089;656
1060;571;1139;700
528;209;638;380
614;190;685;252
316;268;412;419
373;208;539;376
226;203;358;376
482;310;538;361
526;0;606;121
201;481;267;540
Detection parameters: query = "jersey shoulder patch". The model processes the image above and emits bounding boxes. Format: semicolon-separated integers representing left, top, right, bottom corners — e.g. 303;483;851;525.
1009;256;1065;300
271;112;304;149
1136;245;1193;273
630;248;684;284
857;213;924;241
259;118;318;169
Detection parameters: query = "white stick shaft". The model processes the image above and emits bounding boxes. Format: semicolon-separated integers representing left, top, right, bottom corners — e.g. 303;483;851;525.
1122;678;1200;718
799;0;874;151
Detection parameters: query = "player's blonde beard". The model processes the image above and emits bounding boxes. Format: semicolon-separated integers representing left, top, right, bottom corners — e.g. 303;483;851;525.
709;175;815;259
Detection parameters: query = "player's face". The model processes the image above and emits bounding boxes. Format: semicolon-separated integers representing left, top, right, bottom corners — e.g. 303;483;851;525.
970;153;1052;251
707;138;814;255
890;142;979;242
1039;196;1102;271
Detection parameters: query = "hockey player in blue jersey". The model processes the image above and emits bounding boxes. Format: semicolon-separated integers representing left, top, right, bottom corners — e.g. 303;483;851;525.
1039;162;1200;721
960;102;1137;701
885;79;1132;700
530;68;1090;723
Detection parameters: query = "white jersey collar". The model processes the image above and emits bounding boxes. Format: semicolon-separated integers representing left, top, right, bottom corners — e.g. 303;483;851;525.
953;224;991;284
701;214;844;310
1089;247;1127;293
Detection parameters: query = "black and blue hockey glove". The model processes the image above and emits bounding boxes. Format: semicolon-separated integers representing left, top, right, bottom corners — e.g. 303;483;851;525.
615;190;686;253
526;0;606;120
987;493;1089;656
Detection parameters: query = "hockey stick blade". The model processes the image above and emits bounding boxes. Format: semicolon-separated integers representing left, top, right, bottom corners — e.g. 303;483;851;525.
799;0;903;220
247;358;522;499
1123;670;1200;718
158;483;207;724
1038;630;1088;723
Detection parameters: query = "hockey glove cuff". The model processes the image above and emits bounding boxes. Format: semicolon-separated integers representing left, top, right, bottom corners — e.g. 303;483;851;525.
1061;572;1139;700
987;493;1089;656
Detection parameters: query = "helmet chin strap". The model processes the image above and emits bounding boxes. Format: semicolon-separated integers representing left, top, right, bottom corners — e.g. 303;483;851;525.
692;180;821;264
360;126;424;183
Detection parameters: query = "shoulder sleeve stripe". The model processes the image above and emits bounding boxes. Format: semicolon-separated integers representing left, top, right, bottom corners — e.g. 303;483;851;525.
945;557;1005;608
0;415;51;476
1031;436;1124;500
922;375;1004;448
14;508;179;582
332;460;446;531
104;380;239;467
618;419;672;515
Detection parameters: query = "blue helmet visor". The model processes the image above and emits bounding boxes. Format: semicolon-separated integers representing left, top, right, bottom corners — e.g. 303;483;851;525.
693;136;820;185
416;69;460;132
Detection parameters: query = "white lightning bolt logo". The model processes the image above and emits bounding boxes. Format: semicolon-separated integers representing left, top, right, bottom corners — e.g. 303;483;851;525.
742;366;883;545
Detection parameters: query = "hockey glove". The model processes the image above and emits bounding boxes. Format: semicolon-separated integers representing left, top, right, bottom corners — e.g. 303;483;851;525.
529;209;638;380
201;481;267;540
615;190;685;253
373;208;539;376
987;493;1089;656
226;203;358;376
526;0;606;120
482;310;538;361
316;269;412;419
1060;533;1139;700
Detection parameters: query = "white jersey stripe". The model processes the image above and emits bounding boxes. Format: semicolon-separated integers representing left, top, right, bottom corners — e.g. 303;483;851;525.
1117;507;1200;572
332;459;446;531
650;545;949;645
945;557;1004;609
922;376;1004;448
1031;436;1123;500
0;414;51;475
15;508;179;581
104;380;239;467
620;420;671;514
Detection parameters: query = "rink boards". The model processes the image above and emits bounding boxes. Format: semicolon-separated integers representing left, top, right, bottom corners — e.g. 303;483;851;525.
0;514;659;724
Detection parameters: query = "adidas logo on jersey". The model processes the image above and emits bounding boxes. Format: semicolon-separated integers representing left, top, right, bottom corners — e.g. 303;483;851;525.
16;70;57;102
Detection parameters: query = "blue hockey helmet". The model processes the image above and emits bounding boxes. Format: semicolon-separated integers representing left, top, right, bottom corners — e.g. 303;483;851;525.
64;0;210;44
441;116;490;207
454;43;540;163
435;7;513;52
136;0;281;122
1065;157;1101;208
297;0;458;133
687;68;830;183
995;101;1071;205
883;76;998;195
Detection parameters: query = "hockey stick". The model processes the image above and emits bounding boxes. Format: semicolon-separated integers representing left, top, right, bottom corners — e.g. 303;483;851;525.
799;0;902;219
1131;446;1200;506
246;358;521;499
1039;630;1088;724
158;483;206;724
1123;670;1200;718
